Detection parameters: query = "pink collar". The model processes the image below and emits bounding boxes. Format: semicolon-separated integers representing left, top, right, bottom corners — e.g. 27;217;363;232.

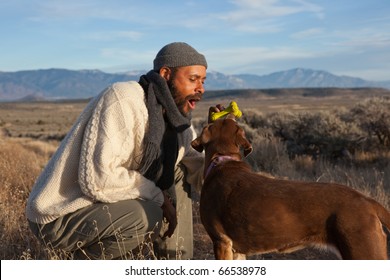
205;155;236;178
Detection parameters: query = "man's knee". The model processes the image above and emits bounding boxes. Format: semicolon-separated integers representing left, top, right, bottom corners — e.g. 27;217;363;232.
133;199;163;235
77;200;163;259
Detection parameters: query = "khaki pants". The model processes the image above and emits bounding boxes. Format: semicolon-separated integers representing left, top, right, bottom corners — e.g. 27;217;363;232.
29;164;193;260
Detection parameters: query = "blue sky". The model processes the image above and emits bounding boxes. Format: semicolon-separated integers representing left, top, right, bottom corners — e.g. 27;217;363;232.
1;0;389;81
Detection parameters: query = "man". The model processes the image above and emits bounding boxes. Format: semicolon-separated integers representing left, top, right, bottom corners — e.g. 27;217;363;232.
26;42;207;260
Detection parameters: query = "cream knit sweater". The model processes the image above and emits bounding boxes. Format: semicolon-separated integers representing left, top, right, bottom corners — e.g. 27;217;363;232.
26;81;204;224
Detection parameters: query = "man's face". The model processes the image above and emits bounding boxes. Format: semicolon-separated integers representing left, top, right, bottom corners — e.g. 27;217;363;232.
166;65;207;117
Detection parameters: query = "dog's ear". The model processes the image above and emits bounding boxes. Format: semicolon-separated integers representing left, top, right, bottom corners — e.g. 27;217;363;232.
236;127;253;157
191;136;204;153
191;125;212;153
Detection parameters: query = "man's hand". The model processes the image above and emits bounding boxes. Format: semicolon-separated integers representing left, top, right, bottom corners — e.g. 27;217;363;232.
161;191;177;239
208;104;225;123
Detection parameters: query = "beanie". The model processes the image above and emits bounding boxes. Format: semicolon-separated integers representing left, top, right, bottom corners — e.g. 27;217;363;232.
153;42;207;71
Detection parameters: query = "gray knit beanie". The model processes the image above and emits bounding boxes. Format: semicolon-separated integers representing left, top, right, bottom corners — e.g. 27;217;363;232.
153;42;207;71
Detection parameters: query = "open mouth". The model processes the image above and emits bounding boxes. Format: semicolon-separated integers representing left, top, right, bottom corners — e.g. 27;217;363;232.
188;98;200;110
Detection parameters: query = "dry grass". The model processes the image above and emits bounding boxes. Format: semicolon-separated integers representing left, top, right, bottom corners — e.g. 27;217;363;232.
0;101;85;140
1;93;389;260
0;137;57;259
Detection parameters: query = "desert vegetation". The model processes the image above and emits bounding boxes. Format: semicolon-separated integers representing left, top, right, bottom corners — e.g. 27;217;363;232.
1;91;390;259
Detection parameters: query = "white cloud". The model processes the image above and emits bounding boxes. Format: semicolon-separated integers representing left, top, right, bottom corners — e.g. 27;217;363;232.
218;0;323;22
88;31;143;42
100;47;154;63
205;45;318;73
290;28;324;39
223;0;297;20
209;0;325;34
26;0;145;22
29;0;97;20
333;29;390;49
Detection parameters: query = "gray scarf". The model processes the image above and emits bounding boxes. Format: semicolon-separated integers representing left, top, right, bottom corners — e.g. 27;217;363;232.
138;70;191;189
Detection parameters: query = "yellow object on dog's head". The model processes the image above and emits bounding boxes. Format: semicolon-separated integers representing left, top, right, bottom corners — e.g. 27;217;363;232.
210;101;242;121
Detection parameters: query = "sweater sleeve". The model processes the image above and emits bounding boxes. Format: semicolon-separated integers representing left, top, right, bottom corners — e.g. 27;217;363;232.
78;84;164;206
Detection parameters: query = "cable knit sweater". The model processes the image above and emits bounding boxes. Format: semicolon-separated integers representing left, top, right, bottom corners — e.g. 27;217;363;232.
26;81;204;224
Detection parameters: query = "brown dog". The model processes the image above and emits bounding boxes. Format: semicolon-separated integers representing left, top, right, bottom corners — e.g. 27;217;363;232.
191;114;390;260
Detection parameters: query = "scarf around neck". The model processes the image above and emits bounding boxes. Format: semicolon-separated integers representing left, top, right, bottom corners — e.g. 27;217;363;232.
138;70;191;189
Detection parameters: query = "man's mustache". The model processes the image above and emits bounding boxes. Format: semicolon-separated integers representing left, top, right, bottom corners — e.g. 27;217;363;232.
185;92;203;101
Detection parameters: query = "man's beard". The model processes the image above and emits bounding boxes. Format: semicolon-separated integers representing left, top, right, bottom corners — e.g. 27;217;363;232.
168;80;201;118
169;83;187;116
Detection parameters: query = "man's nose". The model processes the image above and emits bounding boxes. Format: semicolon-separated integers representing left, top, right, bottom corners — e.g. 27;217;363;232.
197;81;205;94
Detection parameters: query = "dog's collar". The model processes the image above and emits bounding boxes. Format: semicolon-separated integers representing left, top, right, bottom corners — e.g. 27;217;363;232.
205;155;236;178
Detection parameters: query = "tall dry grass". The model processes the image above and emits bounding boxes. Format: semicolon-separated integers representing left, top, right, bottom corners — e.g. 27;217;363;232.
0;138;57;259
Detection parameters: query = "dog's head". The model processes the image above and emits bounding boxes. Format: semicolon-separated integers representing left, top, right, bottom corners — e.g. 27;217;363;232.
191;114;253;158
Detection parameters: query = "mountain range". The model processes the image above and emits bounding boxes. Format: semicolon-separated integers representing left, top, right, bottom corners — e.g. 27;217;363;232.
1;67;389;101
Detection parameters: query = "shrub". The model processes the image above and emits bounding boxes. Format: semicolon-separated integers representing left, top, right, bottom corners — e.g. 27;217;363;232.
242;98;390;163
348;97;390;148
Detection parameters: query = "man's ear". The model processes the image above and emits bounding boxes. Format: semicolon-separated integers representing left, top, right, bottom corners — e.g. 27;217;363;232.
159;67;171;81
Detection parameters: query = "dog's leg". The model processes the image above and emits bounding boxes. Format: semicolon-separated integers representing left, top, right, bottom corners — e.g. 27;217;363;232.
348;224;388;260
233;252;246;260
213;235;234;260
336;213;388;260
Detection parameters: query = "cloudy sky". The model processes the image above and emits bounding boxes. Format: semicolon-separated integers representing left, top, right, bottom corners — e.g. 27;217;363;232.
1;0;389;81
